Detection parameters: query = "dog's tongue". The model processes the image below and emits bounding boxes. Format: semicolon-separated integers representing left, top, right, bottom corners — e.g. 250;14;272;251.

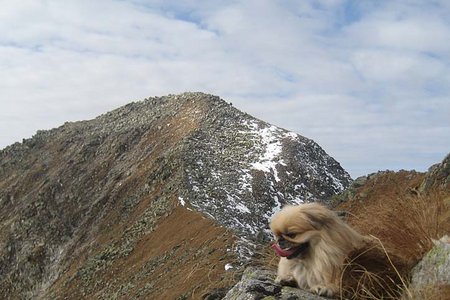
271;243;298;257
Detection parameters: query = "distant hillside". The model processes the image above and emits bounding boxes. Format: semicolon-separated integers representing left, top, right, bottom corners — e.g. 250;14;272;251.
0;92;351;299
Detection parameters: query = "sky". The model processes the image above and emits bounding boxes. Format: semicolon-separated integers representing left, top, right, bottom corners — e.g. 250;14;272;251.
1;0;449;178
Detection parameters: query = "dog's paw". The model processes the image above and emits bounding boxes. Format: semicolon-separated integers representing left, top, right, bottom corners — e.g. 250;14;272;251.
275;275;297;287
310;285;336;297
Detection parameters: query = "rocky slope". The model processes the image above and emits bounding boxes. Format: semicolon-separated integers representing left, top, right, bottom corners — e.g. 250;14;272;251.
0;92;351;299
420;153;450;193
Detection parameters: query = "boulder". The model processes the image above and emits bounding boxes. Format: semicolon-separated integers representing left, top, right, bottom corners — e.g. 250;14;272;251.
410;235;450;297
223;267;327;300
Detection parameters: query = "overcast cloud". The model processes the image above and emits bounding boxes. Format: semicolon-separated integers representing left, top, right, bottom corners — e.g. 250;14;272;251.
1;0;449;177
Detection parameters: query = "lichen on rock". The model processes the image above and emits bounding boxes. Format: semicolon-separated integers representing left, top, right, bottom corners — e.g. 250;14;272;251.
410;235;450;294
223;267;327;300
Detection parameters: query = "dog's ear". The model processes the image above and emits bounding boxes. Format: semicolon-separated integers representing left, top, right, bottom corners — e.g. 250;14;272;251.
303;207;333;229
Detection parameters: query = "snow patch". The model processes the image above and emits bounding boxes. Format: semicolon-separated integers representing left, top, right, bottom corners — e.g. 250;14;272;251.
249;124;284;181
241;120;299;183
236;203;251;214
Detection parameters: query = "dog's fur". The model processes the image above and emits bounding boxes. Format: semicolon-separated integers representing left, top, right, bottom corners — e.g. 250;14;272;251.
270;203;370;297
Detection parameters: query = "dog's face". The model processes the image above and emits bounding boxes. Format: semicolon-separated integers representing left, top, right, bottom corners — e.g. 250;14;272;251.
270;204;331;259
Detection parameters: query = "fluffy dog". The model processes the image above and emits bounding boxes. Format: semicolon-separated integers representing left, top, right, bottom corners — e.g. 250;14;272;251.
270;203;369;297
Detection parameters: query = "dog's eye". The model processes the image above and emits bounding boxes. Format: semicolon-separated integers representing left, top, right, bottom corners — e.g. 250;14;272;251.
285;232;296;238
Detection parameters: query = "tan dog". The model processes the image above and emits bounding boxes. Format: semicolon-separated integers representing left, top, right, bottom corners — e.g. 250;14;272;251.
270;203;369;297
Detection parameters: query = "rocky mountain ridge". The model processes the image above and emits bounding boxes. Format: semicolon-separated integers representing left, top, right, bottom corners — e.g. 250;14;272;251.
0;92;351;299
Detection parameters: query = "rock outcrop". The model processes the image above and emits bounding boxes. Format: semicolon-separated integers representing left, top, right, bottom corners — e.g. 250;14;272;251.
420;153;450;193
223;267;326;300
410;236;450;299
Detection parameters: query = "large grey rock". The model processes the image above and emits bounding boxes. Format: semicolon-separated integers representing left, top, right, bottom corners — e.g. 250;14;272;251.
411;236;450;291
223;267;327;300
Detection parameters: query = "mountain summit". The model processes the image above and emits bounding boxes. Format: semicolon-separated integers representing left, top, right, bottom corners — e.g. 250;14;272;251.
0;92;351;299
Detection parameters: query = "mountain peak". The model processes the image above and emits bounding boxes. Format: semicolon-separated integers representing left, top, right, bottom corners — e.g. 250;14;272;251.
0;92;351;299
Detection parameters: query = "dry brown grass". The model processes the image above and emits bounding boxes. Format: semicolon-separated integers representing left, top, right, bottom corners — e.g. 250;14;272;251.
346;191;450;266
341;190;450;300
337;173;450;300
340;237;409;300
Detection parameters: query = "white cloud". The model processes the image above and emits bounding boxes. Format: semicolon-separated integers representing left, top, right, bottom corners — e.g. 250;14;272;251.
0;0;449;178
